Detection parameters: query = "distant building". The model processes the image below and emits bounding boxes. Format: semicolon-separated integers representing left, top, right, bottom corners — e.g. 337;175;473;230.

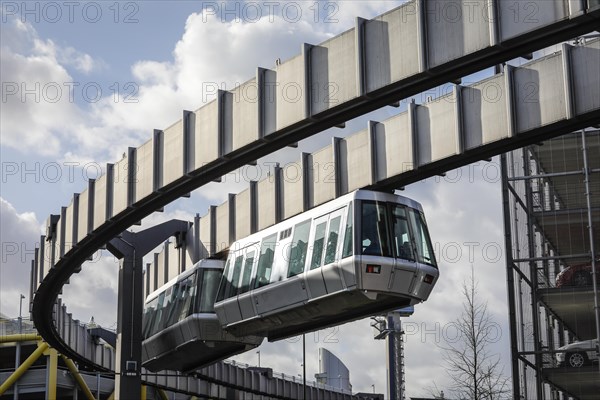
314;348;352;391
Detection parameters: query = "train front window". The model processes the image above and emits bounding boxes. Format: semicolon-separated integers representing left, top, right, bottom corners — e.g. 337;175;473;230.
254;233;277;288
391;206;414;261
288;220;311;277
408;209;437;267
361;202;391;257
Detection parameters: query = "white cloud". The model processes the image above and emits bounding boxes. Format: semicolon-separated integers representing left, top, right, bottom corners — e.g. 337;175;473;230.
0;197;41;318
0;18;104;156
60;253;120;328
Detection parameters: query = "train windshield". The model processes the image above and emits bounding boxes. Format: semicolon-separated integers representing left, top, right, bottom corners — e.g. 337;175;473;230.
361;201;437;268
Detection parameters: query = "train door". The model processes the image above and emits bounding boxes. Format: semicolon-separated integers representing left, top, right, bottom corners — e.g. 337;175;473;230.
321;207;347;294
258;220;311;314
389;204;418;294
237;244;260;320
305;213;329;299
216;252;244;325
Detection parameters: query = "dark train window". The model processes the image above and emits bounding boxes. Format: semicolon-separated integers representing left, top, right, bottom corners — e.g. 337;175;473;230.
198;269;222;313
342;204;353;258
408;209;437;267
239;251;256;294
279;228;292;240
361;202;392;257
142;297;158;339
288;220;311;277
310;222;327;270
254;233;277;288
225;255;244;299
216;258;232;302
324;216;341;265
391;206;414;261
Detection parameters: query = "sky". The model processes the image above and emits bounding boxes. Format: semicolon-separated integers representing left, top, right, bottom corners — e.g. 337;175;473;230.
1;1;513;397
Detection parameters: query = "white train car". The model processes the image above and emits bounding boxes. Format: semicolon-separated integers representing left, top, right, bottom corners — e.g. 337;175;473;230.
141;259;263;372
214;190;439;341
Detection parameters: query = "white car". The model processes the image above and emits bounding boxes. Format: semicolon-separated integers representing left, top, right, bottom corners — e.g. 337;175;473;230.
556;338;599;368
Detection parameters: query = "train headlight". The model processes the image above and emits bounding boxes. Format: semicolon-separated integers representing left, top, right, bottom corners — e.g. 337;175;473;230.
423;274;435;284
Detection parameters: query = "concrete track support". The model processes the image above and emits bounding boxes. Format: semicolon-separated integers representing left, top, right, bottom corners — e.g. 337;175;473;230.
106;220;190;400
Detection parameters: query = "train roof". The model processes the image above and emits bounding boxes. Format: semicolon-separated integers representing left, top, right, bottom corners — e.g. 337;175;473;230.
228;189;424;251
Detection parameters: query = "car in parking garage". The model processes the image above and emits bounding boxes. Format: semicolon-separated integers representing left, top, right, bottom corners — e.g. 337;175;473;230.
555;261;600;288
556;338;599;368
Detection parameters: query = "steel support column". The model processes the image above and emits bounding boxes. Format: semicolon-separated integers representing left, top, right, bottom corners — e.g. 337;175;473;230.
501;153;522;398
62;355;96;400
522;147;544;400
386;314;405;400
106;220;190;400
45;348;58;400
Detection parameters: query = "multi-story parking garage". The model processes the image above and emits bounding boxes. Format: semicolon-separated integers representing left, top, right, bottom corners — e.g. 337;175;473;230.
501;129;599;400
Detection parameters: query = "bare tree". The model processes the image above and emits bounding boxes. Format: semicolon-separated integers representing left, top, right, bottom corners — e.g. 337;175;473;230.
437;267;510;400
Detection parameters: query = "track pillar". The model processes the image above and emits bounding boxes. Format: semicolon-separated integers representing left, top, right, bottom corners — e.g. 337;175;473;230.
107;220;190;400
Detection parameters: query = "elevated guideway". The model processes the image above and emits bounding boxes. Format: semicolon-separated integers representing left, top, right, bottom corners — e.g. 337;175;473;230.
30;0;600;390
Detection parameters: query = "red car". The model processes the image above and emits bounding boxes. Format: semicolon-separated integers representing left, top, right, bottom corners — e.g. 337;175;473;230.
556;261;600;288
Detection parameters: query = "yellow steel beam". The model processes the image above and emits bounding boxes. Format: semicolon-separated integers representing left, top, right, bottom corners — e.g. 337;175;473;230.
107;391;115;400
141;384;147;400
0;334;41;343
0;341;48;395
45;348;58;400
157;388;170;400
61;355;97;400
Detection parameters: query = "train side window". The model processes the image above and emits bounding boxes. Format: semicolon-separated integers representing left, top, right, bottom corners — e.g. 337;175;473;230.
342;204;353;258
324;216;341;265
177;273;197;322
226;255;244;299
361;202;392;257
310;222;327;270
391;206;414;261
198;269;222;313
149;292;165;337
166;275;196;328
408;209;437;267
239;251;256;294
216;258;232;302
254;233;277;288
288;219;311;277
165;282;184;328
159;286;176;331
142;297;158;339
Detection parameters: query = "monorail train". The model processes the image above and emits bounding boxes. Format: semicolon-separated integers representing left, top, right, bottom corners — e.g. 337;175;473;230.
214;190;439;341
141;259;263;372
